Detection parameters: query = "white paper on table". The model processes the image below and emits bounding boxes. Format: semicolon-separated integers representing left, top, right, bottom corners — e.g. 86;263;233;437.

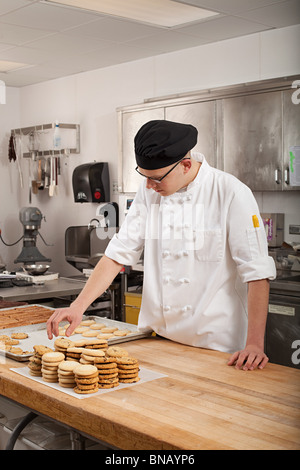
11;366;167;399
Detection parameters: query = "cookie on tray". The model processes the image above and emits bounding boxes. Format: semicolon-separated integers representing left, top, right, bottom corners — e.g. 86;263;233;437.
11;332;28;339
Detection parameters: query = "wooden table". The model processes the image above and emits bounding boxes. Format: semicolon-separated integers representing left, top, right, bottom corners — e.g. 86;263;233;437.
0;337;299;450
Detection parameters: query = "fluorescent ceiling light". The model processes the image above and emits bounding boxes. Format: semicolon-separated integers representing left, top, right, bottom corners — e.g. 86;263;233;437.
0;60;32;73
44;0;218;27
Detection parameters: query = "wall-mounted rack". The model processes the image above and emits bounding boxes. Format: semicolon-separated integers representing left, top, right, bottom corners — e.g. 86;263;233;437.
11;123;80;159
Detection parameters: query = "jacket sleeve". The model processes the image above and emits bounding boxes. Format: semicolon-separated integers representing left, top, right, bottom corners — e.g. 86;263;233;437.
227;184;276;283
105;182;147;266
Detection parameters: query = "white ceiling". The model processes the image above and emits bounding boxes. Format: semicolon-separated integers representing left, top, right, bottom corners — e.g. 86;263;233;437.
0;0;299;87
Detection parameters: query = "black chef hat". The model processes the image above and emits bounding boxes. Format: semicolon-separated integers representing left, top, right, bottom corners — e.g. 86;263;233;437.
134;120;198;170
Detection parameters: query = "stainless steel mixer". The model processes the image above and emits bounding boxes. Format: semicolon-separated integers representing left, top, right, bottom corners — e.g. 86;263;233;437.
13;207;51;271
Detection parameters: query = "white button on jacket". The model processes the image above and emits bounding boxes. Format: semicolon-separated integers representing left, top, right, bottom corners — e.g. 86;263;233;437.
106;153;276;353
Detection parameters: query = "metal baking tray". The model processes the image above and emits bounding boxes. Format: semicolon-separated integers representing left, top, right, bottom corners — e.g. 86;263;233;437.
0;312;151;362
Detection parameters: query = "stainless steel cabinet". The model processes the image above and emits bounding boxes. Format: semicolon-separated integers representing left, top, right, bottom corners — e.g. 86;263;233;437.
223;91;283;191
165;100;217;168
117;76;300;193
282;89;300;191
222;89;300;191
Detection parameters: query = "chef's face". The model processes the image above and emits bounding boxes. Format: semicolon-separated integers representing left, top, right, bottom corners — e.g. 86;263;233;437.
137;157;192;196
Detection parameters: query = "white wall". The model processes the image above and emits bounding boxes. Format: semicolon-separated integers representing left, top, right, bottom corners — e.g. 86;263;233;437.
0;25;299;275
0;86;21;269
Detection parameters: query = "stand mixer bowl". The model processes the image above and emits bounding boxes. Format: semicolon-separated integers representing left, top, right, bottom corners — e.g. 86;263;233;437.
23;264;50;275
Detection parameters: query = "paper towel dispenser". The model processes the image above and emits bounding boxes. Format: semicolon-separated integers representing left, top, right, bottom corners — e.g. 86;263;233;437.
72;162;110;203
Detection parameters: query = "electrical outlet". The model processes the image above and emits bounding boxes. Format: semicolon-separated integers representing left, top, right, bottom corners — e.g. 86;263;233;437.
289;225;300;235
112;181;119;194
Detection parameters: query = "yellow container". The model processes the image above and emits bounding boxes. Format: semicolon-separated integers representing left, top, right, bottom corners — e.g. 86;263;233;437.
124;292;142;325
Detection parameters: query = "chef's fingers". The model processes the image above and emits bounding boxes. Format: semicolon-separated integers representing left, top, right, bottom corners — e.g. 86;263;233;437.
64;315;82;337
242;352;258;370
234;351;249;369
227;351;240;366
46;308;71;339
243;352;269;371
258;354;269;370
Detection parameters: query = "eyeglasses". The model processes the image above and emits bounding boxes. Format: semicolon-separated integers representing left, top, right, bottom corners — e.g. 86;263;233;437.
135;157;190;184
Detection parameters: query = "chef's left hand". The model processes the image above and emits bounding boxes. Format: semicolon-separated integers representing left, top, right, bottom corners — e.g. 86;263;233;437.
227;345;269;371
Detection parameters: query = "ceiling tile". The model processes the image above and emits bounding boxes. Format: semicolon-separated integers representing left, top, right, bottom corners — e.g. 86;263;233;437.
64;16;162;42
71;43;156;69
26;32;114;54
0;2;99;31
238;0;300;28
173;0;284;14
126;30;210;53
176;15;273;40
0;0;37;16
0;23;55;46
0;45;63;64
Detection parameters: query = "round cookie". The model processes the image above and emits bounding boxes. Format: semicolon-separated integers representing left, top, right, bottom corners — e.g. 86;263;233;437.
119;376;140;383
89;323;105;330
0;335;10;341
33;345;53;357
11;332;28;339
74;386;98;394
73;364;98;377
113;330;128;337
115;356;138;365
81;348;105;361
76;376;99;385
54;337;74;352
101;327;118;333
80;320;96;326
42;351;65;363
82;338;108;349
74;326;89;334
82;330;98;338
94;356;117;364
106;346;129;358
58;360;78;372
98;382;119;389
4;339;19;346
9;347;24;354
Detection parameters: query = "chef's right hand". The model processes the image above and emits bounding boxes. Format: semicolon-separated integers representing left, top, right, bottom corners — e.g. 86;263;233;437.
46;305;83;340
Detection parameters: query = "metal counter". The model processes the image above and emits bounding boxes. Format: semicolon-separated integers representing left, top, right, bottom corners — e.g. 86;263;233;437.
0;277;86;302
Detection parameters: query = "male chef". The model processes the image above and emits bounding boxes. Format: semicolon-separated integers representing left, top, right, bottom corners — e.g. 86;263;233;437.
47;120;276;371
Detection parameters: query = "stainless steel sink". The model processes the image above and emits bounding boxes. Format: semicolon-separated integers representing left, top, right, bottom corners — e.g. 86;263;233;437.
65;225;118;272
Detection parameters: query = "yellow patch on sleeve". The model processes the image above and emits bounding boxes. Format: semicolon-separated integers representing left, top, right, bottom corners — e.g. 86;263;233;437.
252;215;260;228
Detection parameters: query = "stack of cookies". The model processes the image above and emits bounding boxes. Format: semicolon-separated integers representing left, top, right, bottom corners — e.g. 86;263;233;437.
54;337;75;355
80;348;105;364
94;356;119;389
82;338;108;351
65;346;86;362
116;357;140;383
41;351;65;383
28;345;53;377
58;361;78;388
74;364;99;394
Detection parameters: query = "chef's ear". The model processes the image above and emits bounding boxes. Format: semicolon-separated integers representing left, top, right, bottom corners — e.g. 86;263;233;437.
181;158;192;173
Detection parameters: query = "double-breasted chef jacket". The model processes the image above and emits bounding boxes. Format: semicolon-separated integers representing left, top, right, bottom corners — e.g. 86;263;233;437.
106;152;276;353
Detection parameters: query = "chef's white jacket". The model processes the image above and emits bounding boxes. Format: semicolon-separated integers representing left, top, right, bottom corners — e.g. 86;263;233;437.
105;152;276;353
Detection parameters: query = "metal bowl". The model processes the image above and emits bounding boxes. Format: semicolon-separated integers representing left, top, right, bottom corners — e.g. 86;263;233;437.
23;264;50;275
